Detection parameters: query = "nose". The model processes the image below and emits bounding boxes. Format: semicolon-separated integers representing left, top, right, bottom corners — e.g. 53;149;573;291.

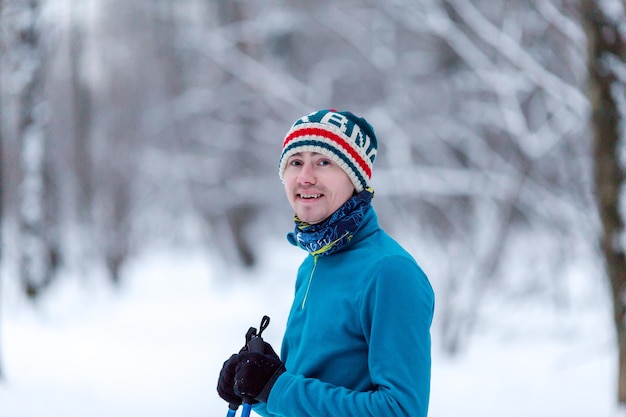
297;161;316;185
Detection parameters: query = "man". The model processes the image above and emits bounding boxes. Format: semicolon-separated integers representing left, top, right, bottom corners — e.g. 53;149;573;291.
217;109;435;417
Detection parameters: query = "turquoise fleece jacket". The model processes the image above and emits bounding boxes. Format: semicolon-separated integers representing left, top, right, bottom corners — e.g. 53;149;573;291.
254;207;435;417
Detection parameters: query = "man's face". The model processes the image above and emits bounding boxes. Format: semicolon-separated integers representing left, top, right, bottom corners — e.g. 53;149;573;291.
283;151;355;224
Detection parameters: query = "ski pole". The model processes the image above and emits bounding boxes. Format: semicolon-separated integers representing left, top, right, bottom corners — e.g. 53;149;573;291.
224;315;271;417
240;403;252;417
241;316;270;417
226;402;238;417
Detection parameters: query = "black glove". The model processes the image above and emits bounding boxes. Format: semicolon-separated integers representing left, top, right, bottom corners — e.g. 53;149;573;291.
217;354;242;406
234;342;286;403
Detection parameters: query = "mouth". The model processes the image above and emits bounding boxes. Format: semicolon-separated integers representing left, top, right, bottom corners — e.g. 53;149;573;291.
298;193;323;200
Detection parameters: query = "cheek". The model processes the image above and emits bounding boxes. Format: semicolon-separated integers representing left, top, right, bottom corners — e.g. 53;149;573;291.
332;181;355;208
340;187;354;204
282;172;294;190
283;179;297;205
340;178;355;199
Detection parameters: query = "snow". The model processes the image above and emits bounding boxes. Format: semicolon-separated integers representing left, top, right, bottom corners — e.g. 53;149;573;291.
0;245;617;417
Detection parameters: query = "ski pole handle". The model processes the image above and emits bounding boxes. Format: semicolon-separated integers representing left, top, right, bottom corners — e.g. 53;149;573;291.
240;335;265;410
240;316;271;410
246;334;266;354
223;316;271;417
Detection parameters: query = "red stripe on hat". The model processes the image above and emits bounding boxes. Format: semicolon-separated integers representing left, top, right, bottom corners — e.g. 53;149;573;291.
283;127;372;178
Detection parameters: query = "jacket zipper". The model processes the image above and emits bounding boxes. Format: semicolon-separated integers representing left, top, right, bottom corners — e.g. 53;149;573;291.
301;255;318;309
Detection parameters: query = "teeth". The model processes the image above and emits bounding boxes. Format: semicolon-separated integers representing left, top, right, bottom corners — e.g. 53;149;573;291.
300;194;321;199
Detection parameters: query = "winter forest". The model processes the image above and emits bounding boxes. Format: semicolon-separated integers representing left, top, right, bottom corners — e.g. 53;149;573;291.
0;0;625;416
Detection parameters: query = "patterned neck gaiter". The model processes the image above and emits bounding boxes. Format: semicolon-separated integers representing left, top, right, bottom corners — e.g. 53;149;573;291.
289;187;374;257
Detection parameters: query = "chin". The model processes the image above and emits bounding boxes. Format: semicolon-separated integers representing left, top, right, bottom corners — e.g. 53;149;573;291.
298;214;322;224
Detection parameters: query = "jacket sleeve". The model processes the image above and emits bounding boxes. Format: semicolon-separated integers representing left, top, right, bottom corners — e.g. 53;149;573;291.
263;257;435;417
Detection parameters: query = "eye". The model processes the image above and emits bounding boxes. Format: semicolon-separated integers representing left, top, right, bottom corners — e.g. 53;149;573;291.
317;158;332;166
288;158;302;167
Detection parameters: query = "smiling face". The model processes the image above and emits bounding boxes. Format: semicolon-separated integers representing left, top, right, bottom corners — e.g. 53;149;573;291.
283;151;355;224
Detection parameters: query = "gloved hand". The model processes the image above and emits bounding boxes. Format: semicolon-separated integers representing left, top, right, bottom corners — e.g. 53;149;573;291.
234;342;286;403
217;354;243;406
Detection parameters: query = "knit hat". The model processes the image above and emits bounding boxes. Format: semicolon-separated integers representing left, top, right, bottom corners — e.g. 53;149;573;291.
278;109;378;192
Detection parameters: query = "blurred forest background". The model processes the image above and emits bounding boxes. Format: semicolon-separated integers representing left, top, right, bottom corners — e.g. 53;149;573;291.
1;0;625;405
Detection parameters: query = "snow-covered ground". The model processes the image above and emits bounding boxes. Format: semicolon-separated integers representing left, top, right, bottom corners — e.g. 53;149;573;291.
0;246;616;417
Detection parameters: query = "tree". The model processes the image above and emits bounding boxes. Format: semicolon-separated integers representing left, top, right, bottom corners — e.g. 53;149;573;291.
10;0;60;298
582;0;626;405
69;0;94;225
361;0;591;354
0;0;602;373
0;0;4;383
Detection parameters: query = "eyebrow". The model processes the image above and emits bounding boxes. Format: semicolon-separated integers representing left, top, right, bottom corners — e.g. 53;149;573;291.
290;152;323;157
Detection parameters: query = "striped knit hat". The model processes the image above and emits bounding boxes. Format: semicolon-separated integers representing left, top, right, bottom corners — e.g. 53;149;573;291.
278;109;378;192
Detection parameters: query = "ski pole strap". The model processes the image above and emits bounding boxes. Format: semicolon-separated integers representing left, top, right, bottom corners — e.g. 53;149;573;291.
244;315;271;353
245;316;270;345
258;315;270;336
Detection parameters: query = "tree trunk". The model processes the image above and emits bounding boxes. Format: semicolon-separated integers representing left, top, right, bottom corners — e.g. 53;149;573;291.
69;0;94;225
582;0;626;404
16;0;53;298
0;0;4;381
